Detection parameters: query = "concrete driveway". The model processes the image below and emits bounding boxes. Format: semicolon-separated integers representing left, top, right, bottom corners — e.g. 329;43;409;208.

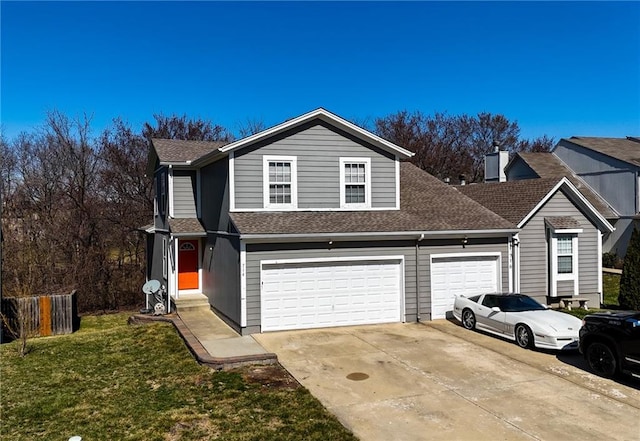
254;320;640;441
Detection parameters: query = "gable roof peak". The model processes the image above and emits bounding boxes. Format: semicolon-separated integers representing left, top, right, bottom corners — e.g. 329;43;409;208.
193;107;414;166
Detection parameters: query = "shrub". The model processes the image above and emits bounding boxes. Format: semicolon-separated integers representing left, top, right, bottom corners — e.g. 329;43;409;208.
619;226;640;310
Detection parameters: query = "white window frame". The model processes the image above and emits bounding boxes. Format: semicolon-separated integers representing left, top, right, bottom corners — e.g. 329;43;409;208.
263;155;297;209
339;157;371;209
159;171;166;215
162;236;168;279
549;229;581;296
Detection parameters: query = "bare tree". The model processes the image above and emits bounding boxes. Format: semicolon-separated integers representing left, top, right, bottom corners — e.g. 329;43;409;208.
236;117;266;138
375;110;554;183
143;113;233;142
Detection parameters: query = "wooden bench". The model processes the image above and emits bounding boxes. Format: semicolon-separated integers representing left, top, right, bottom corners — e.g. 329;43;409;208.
558;297;589;311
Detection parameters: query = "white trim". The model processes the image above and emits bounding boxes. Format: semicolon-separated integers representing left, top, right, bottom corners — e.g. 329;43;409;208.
162;236;168;279
339;157;371;209
514;234;521;293
508;237;513;293
263;155;298;209
551;228;583;234
549;233;579;297
177;238;202;296
240;229;519;243
518;177;614;233
168;166;174;218
229;152;236;211
171;237;178;298
231;206;399;213
259;255;406;331
395;159;400;209
196;169;201;218
597;230;603;304
240;241;247;327
216;108;414;159
260;254;406;266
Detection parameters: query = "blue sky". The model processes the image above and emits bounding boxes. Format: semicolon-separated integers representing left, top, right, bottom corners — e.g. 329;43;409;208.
1;1;639;142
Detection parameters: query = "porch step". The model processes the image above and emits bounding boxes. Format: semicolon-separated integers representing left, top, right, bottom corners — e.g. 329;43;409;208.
174;294;210;313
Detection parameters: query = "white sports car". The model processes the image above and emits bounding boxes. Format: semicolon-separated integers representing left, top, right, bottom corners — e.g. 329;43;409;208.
452;293;582;350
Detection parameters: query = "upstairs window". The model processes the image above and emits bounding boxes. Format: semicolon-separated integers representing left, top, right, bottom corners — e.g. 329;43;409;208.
263;156;297;209
340;158;371;208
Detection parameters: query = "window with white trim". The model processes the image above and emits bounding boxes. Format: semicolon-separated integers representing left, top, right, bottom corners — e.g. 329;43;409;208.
340;157;371;208
556;235;574;274
263;156;297;209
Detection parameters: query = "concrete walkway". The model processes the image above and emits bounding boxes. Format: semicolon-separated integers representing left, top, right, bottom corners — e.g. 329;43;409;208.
131;308;277;369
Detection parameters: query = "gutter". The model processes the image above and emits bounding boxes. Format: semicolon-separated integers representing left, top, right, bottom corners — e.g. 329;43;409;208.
239;229;519;244
416;233;424;322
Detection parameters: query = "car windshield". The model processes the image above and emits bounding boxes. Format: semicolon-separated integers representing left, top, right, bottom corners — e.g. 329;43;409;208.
497;295;546;312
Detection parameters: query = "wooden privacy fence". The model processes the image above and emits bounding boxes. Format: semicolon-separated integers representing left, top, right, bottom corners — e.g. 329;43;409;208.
1;291;78;338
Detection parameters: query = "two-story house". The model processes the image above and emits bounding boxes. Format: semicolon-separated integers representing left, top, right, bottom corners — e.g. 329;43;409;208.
145;109;529;334
505;137;640;257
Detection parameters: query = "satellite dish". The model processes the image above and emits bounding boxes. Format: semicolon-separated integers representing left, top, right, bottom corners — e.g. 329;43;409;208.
142;280;161;295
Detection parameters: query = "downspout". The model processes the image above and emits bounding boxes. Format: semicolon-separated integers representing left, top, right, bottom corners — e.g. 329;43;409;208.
415;233;424;322
513;233;520;293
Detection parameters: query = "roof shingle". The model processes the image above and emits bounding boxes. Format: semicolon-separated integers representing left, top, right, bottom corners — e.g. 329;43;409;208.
513;153;618;219
152;138;228;163
565;137;640;166
456;178;561;225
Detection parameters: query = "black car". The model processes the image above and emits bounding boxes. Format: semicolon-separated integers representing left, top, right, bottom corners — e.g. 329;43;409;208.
579;311;640;379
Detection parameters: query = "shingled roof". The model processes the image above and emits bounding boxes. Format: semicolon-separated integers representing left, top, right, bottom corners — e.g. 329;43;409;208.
168;218;205;235
456;178;562;225
512;152;618;219
230;162;515;236
151;138;228;163
564;136;640;166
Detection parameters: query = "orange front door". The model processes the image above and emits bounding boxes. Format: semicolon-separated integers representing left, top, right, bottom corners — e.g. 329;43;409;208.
178;239;199;290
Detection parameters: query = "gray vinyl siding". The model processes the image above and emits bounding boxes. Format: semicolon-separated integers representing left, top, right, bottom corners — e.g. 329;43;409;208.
200;159;230;232
172;170;197;217
154;167;169;231
149;233;168;287
554;141;638;215
506;158;538;180
202;233;241;327
518;190;600;305
233;122;397;210
241;238;509;334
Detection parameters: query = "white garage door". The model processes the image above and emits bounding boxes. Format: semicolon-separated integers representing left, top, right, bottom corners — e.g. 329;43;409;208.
261;258;403;332
431;254;500;320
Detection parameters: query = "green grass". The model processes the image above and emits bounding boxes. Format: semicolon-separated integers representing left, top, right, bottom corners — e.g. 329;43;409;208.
1;313;357;441
562;273;622;320
603;273;621;308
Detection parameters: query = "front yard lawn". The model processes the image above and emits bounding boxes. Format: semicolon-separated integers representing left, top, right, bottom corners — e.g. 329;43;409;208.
562;272;622;320
0;313;356;441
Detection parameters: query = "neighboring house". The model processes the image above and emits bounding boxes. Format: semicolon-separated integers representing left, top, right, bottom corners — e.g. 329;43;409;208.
458;178;615;308
144;108;521;334
504;136;640;257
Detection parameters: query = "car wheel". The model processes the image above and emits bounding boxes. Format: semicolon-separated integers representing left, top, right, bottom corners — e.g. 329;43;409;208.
515;324;534;349
586;342;617;378
461;309;476;330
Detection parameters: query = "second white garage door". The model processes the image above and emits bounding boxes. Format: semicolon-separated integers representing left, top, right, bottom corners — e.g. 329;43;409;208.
261;258;403;332
431;254;501;320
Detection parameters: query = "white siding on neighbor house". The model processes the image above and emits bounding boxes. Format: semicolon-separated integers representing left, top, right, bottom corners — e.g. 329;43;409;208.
518;190;600;304
172;171;197;218
233;123;397;210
